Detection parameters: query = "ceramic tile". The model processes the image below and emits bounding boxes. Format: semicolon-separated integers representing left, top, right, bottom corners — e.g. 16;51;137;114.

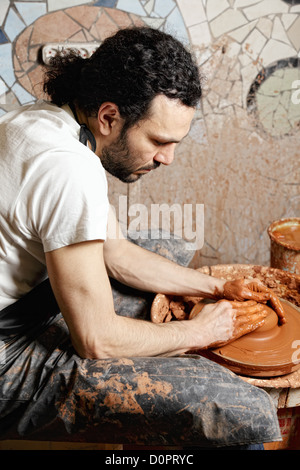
154;0;175;18
206;0;229;22
93;0;117;6
0;77;8;96
67;5;98;30
281;13;298;30
105;8;135;28
93;11;118;40
234;0;263;7
0;43;15;87
210;9;248;38
48;0;91;12
260;39;296;67
243;0;289;21
144;0;154;15
177;0;206;27
4;7;25;42
228;19;257;42
287;16;300;51
242;28;267;59
0;0;9;27
256;17;273;38
15;2;47;26
142;16;164;28
290;5;300;13
272;17;291;45
188;21;211;47
30;11;81;44
0;29;8;44
164;6;189;43
116;0;145;16
11;82;35;104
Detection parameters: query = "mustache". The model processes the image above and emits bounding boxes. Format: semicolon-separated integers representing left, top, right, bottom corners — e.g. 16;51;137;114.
138;161;161;171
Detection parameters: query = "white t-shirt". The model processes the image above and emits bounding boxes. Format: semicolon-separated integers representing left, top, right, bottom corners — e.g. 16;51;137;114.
0;100;109;310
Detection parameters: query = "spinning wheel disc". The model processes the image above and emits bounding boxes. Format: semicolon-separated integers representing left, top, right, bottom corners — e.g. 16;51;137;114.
197;300;300;377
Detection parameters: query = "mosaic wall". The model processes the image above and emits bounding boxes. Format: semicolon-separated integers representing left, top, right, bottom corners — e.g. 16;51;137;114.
0;0;299;267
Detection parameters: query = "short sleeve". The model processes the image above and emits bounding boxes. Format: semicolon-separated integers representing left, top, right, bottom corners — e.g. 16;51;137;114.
14;150;109;252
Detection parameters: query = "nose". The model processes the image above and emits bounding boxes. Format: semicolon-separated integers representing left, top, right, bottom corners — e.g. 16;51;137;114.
154;144;176;166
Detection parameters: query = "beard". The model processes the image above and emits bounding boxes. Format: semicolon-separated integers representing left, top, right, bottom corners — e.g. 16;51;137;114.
100;130;160;183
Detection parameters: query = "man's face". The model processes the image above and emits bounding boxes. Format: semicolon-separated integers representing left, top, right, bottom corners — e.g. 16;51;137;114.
100;95;195;183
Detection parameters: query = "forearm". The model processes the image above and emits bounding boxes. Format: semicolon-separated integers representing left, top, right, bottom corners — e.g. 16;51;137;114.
104;238;225;298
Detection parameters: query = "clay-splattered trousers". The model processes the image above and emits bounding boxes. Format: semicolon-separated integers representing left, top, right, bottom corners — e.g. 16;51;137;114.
0;281;281;447
0;236;281;447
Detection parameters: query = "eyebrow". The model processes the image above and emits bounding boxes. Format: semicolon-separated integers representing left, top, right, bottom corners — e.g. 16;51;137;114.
152;133;188;144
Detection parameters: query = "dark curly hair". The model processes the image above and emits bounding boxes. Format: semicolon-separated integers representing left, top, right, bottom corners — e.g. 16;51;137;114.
43;27;202;129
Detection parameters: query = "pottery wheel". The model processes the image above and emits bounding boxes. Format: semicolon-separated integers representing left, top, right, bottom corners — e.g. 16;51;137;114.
193;299;300;378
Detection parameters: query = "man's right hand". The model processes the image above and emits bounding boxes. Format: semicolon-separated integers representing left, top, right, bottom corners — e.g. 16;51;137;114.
188;299;268;350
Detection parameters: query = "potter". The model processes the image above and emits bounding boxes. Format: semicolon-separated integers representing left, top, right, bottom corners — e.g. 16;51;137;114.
0;26;282;359
0;27;283;449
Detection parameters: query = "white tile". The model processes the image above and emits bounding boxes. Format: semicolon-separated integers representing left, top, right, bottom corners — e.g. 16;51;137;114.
210;8;247;38
142;16;164;29
144;0;154;15
206;0;229;21
189;21;211;47
290;5;300;13
48;0;90;12
272;17;291;45
286;389;300;408
228;19;258;42
234;0;263;7
242;28;267;59
0;0;9;27
243;0;289;21
177;0;206;27
260;39;296;68
257;17;273;38
154;0;175;17
281;14;298;30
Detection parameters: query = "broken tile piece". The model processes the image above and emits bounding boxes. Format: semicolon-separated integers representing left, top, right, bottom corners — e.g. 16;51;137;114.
206;0;229;22
210;9;247;38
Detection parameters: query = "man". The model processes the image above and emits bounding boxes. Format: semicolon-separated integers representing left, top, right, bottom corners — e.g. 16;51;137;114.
0;26;283;358
0;27;282;447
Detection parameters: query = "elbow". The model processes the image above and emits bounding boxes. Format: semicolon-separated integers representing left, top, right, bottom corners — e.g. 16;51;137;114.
70;333;118;360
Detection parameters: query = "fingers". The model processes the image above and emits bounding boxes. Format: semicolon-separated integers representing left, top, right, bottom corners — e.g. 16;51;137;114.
268;292;286;324
223;279;286;324
207;300;267;348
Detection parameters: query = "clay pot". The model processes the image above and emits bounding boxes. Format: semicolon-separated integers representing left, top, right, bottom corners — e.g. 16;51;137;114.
268;218;300;275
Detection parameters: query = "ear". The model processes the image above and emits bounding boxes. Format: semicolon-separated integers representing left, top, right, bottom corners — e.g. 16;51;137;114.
97;102;121;136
